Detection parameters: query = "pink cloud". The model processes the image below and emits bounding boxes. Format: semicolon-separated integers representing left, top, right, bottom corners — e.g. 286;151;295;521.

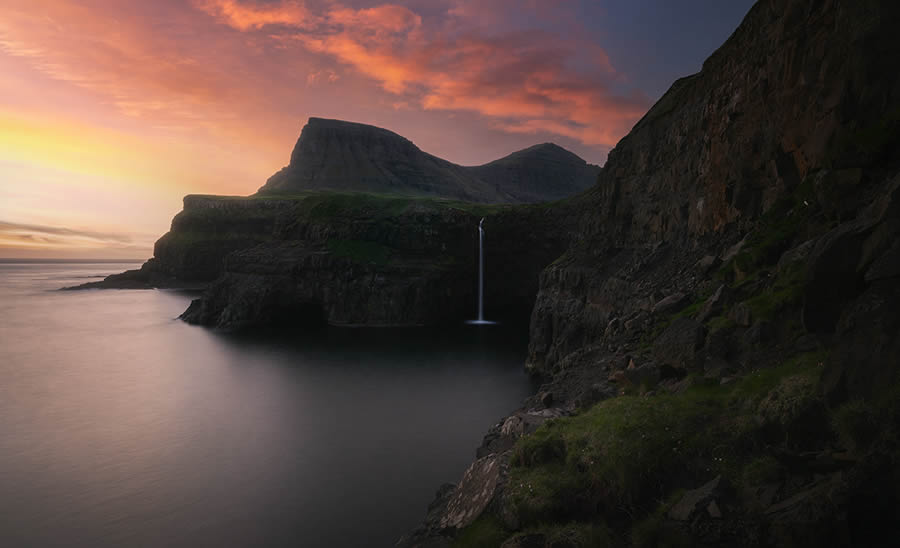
197;0;315;31
200;0;650;148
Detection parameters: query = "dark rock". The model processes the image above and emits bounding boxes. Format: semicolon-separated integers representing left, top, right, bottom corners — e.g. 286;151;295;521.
722;239;746;264
703;358;735;381
793;334;821;353
696;255;721;275
776;239;816;275
64;258;208;291
652;292;689;316
730;302;752;327
603;317;621;338
821;282;900;401
697;284;729;322
607;370;628;385
539;391;554;408
802;220;873;333
624;361;661;387
757;374;828;447
703;325;736;360
742;320;774;347
669;476;723;521
500;534;546;548
865;238;900;282
652;318;707;370
662;376;695;394
439;455;504;530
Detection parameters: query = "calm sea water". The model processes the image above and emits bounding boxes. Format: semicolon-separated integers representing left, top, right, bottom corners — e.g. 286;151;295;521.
0;262;533;547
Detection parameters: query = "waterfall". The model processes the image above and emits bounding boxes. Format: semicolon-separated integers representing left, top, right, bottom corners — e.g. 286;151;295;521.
467;217;496;325
477;217;484;322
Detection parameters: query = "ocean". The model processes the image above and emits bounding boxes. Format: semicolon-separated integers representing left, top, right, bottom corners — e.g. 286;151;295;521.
0;261;533;547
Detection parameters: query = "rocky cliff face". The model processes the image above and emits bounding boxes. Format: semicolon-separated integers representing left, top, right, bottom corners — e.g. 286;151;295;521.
258;117;599;203
152;195;294;281
180;195;575;329
527;0;900;376
403;0;900;546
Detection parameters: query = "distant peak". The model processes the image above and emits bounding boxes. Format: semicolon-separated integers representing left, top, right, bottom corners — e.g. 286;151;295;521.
527;142;567;152
298;117;412;143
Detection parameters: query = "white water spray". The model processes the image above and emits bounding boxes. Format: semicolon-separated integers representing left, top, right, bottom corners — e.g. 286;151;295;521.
467;217;496;325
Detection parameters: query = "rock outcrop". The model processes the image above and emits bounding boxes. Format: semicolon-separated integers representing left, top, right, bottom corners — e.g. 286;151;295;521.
258;118;599;203
67;195;293;289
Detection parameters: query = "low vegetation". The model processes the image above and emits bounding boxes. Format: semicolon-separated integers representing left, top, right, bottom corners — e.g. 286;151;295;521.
457;351;837;545
326;239;392;266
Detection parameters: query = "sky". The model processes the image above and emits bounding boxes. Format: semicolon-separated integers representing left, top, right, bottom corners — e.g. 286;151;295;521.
0;0;755;259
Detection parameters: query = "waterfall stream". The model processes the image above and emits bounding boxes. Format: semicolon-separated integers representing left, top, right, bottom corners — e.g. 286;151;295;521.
467;217;496;325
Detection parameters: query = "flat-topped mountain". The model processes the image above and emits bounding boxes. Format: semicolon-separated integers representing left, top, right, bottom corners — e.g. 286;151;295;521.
258;117;599;203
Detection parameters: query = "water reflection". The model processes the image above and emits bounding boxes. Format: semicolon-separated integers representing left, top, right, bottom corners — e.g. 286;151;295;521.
0;263;534;547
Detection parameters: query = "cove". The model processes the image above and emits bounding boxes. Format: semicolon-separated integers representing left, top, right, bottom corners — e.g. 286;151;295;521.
0;262;535;548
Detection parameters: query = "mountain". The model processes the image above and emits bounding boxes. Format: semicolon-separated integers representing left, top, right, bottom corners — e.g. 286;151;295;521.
258;117;599;203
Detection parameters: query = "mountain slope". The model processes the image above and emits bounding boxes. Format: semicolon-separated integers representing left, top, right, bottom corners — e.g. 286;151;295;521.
469;143;599;203
258;117;599;203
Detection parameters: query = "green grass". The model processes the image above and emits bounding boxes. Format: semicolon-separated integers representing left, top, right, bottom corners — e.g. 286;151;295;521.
286;190;516;220
728;351;825;406
707;315;734;333
326;239;392;265
156;230;268;246
452;514;509;548
636;288;714;350
506;351;828;529
631;491;692;548
831;383;900;454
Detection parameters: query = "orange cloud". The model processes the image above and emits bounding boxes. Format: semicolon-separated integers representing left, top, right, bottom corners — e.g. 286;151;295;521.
328;5;422;35
200;1;651;148
197;0;315;31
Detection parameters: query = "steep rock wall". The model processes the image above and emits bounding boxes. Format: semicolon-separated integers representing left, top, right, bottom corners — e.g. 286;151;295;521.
527;0;900;375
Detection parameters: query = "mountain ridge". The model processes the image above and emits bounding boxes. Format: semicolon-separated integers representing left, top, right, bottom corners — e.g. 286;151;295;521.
258;117;600;203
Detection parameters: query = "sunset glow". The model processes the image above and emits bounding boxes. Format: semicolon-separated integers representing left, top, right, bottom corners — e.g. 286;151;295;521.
0;0;753;258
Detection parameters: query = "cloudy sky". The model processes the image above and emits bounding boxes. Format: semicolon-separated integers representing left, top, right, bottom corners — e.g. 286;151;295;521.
0;0;754;258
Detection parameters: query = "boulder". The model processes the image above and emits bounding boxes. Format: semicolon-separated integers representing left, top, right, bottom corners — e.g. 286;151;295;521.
730;302;752;327
652;318;707;370
440;455;504;530
696;255;721;275
624;361;662;387
697;284;729;322
652;292;690;316
539;392;554;408
802;220;872;333
669;476;725;521
864;238;900;282
742;320;774;347
776;239;816;275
